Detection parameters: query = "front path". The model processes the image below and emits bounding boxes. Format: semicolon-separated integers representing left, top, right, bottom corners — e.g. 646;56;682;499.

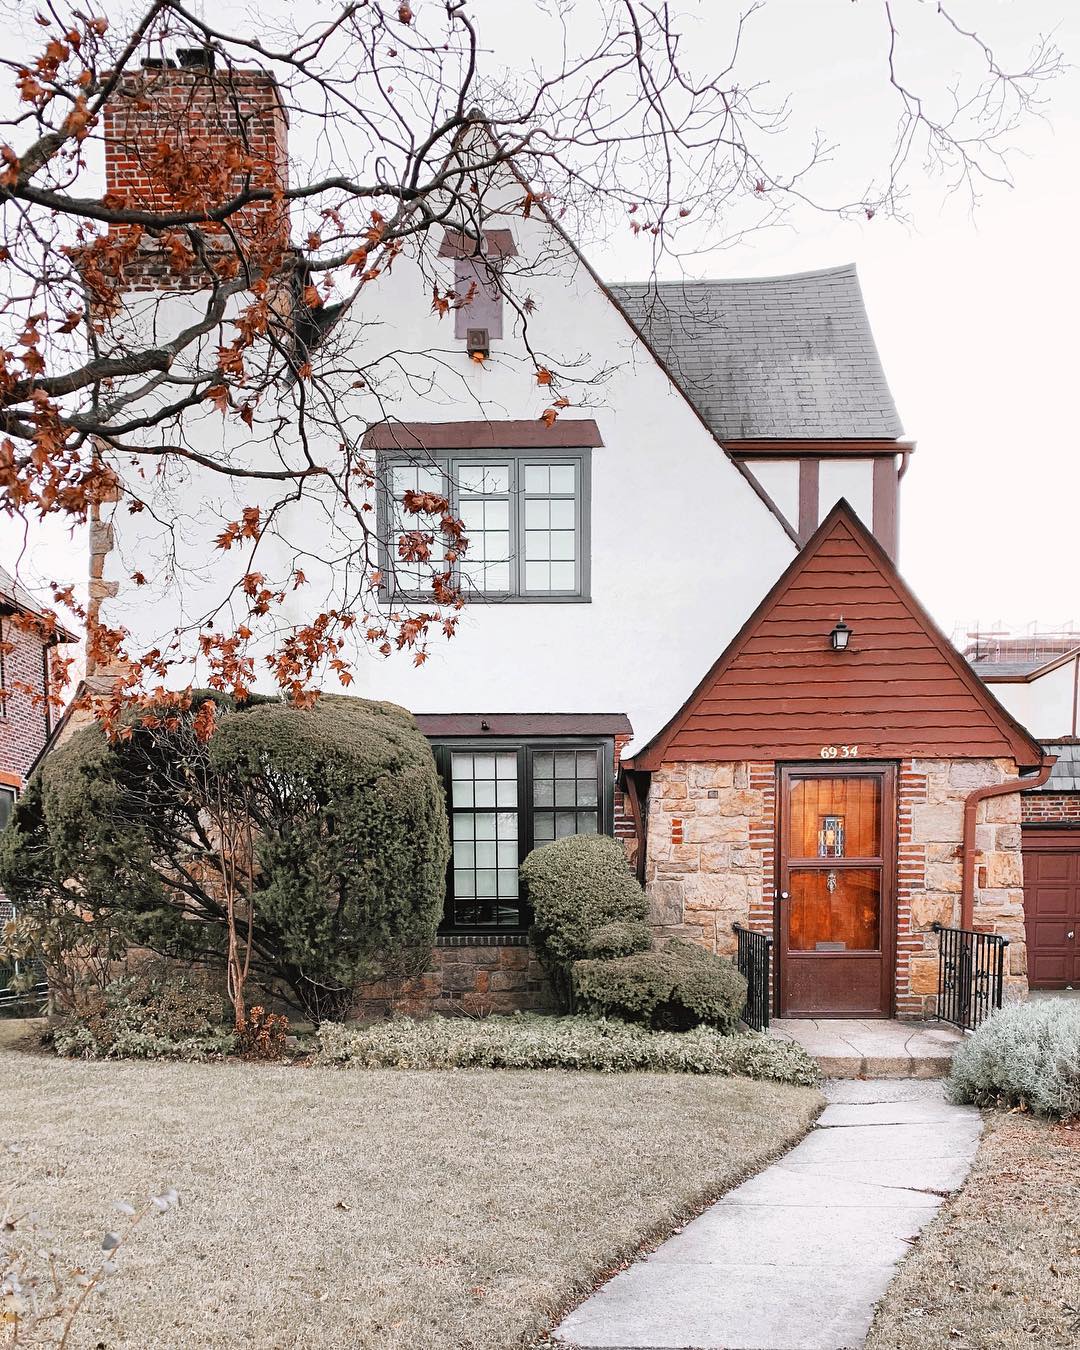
554;1081;981;1350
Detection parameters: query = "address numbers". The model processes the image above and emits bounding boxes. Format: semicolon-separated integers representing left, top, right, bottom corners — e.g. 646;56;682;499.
819;744;859;759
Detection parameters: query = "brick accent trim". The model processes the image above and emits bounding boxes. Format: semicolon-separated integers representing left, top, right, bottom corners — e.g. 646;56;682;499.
895;760;930;1019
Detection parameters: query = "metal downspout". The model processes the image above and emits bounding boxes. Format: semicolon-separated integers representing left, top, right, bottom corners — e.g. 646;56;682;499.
961;757;1056;928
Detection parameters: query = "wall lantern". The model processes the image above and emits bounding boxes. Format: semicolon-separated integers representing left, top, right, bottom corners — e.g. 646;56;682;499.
829;618;852;652
466;327;490;359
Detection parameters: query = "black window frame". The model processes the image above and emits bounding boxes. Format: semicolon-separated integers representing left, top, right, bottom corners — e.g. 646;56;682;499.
377;447;592;605
431;736;615;933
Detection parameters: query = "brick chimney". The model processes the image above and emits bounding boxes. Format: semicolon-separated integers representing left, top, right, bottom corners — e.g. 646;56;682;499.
102;50;290;290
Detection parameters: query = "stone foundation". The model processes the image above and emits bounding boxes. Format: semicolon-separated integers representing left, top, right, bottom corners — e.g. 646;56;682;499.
644;757;1030;1020
355;936;555;1018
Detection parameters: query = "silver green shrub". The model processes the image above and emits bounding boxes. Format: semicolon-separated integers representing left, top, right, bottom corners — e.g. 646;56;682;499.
314;1013;820;1086
52;968;237;1061
948;999;1080;1119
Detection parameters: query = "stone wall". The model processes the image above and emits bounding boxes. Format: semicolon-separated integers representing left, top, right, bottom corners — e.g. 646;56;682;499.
644;757;1029;1020
644;761;773;958
355;937;555;1018
899;757;1027;1017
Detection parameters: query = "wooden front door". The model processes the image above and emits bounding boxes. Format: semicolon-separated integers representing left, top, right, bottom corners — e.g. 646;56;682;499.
1023;829;1080;988
777;764;896;1017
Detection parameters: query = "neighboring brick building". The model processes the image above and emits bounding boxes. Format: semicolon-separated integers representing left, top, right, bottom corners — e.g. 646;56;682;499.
0;565;78;917
967;638;1080;991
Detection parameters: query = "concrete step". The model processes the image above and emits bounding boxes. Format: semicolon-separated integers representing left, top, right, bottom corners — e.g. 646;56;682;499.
769;1017;964;1079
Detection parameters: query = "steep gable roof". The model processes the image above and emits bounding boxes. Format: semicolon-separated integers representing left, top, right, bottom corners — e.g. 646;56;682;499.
0;564;78;643
627;501;1044;771
611;266;902;441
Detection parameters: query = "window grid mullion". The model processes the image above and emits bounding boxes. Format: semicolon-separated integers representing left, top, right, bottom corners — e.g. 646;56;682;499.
381;450;588;602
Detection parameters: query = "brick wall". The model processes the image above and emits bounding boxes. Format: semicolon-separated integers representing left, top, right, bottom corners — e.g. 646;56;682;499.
354;935;555;1018
644;756;1029;1020
102;64;289;290
0;616;50;918
0;618;49;783
1022;792;1080;823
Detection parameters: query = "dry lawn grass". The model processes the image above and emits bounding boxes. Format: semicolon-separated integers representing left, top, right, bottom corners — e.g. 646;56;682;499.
1;1027;821;1349
867;1113;1080;1350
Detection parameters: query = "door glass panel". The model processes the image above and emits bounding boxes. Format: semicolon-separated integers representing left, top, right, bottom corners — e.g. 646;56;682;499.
789;867;881;952
789;777;881;859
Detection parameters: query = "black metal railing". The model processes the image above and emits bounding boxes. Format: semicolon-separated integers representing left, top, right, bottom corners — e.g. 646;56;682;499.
732;923;773;1031
931;922;1008;1032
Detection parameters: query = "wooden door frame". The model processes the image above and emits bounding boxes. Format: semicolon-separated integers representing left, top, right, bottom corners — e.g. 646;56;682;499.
773;761;898;1018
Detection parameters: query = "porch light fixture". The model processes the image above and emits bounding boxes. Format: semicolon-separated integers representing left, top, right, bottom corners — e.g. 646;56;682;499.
829;618;852;652
466;326;490;359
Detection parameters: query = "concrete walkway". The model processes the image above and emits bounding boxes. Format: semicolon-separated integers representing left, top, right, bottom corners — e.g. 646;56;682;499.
553;1081;981;1350
770;1018;963;1078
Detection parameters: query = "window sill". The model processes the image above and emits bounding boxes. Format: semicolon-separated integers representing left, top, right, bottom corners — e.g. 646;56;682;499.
380;591;591;606
436;932;530;947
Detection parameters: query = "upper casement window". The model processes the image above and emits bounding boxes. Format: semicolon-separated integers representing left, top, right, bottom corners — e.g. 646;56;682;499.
379;448;591;603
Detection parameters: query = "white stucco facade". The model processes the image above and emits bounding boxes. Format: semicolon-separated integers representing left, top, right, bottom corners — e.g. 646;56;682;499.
98;173;797;750
981;657;1080;741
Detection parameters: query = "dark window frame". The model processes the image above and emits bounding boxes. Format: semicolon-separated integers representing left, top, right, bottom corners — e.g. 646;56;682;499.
0;784;16;834
430;735;615;933
377;447;592;605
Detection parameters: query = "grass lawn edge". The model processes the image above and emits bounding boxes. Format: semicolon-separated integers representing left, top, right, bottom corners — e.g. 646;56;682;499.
535;1081;826;1347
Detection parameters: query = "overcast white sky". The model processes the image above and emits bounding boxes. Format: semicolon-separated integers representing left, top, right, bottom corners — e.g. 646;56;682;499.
2;0;1077;646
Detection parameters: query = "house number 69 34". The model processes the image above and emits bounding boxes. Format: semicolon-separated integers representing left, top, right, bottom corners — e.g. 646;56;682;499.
819;744;859;759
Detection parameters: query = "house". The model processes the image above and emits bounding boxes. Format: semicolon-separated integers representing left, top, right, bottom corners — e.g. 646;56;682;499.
966;632;1080;990
80;55;1049;1019
0;565;78;920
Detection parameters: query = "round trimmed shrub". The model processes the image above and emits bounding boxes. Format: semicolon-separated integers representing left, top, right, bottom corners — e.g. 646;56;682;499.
574;939;747;1033
0;693;449;1023
948;999;1080;1119
522;833;649;1005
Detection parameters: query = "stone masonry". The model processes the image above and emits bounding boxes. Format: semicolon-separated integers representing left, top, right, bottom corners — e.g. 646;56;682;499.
355;937;554;1018
645;757;1029;1020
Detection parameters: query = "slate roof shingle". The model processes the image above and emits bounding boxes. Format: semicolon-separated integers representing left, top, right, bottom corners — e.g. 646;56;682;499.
1030;742;1080;793
611;265;903;440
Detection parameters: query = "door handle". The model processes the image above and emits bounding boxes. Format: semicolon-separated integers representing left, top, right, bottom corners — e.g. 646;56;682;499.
779;891;790;901
1069;931;1076;940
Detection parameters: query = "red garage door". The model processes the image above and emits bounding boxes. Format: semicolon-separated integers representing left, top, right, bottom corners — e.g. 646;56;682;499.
1023;829;1080;988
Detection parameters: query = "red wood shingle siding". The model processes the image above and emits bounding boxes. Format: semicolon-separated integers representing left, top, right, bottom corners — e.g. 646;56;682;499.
636;505;1041;768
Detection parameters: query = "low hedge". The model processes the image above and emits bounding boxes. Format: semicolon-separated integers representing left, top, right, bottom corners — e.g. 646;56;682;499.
574;938;747;1033
314;1013;820;1086
949;999;1080;1119
51;969;238;1061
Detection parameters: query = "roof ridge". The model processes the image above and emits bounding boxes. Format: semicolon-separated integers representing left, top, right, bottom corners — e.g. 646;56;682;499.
610;263;858;288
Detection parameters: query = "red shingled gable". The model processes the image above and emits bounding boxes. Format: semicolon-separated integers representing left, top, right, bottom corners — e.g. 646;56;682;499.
628;501;1044;771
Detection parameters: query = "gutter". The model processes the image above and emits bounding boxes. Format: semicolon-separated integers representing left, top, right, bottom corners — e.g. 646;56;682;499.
960;756;1056;928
